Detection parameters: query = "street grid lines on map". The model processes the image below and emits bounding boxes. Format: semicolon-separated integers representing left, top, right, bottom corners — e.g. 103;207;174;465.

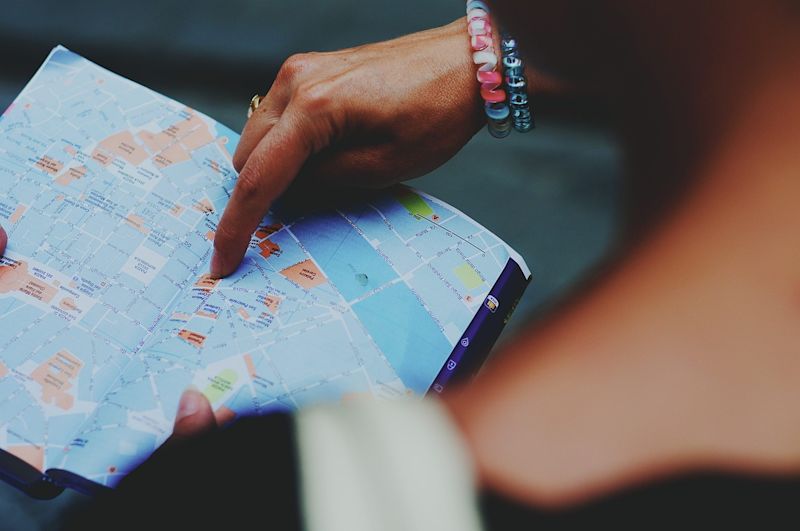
0;46;526;488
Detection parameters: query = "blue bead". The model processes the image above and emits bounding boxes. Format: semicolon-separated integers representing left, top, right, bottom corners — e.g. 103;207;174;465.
504;65;525;78
507;76;527;89
466;0;490;14
484;102;510;120
500;37;517;53
502;55;523;69
510;93;529;106
488;118;512;138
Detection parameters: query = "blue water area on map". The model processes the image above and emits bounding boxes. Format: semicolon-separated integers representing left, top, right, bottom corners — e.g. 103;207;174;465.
342;204;422;276
268;319;361;393
291;212;399;302
408;262;473;337
352;282;452;393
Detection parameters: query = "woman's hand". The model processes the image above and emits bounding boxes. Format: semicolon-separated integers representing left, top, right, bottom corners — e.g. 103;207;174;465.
171;387;217;442
211;19;484;278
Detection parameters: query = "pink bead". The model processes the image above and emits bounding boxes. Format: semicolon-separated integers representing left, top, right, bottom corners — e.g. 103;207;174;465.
468;18;491;36
473;50;498;71
481;86;507;103
477;70;502;84
470;34;493;51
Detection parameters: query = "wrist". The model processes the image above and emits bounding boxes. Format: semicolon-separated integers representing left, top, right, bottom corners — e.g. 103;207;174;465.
442;17;487;135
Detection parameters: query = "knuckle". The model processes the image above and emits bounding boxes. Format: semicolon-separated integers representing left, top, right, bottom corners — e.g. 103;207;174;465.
295;81;335;113
235;168;262;199
278;53;315;83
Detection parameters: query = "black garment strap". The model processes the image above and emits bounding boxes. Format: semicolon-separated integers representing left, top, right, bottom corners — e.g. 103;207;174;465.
64;413;303;531
481;472;800;530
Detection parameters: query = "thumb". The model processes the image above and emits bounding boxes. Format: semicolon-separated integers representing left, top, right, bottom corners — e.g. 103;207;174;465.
172;387;217;441
0;224;6;256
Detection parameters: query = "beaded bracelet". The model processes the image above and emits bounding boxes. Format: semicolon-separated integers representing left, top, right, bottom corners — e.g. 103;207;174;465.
500;35;534;132
465;0;511;138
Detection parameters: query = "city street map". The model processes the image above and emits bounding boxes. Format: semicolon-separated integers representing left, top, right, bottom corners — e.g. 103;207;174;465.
0;46;530;495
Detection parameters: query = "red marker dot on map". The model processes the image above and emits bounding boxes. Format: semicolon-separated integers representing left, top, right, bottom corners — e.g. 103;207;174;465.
108;466;117;474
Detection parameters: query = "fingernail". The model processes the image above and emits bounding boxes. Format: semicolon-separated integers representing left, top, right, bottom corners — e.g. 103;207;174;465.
177;386;203;420
209;252;223;279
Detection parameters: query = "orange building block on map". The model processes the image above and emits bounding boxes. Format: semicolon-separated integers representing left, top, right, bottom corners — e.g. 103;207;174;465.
7;445;45;472
178;329;206;348
35;155;63;175
195;274;220;292
98;130;148;166
263;294;282;314
0;259;57;303
280;259;327;290
257;239;281;259
255;223;283;239
30;350;83;410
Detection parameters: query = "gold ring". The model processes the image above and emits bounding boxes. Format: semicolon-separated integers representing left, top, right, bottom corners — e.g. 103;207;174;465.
248;94;263;118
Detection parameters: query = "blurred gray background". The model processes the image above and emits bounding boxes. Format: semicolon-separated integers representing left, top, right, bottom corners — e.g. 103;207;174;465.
0;0;621;527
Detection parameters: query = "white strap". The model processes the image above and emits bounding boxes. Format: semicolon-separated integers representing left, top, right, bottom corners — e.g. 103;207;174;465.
297;399;484;531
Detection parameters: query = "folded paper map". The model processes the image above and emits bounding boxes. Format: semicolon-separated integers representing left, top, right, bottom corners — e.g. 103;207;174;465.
0;46;531;497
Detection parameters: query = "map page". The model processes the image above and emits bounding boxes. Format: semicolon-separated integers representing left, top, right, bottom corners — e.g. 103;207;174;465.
0;46;530;490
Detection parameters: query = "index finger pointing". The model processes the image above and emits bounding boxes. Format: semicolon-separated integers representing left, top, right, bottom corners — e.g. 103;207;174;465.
211;113;312;278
